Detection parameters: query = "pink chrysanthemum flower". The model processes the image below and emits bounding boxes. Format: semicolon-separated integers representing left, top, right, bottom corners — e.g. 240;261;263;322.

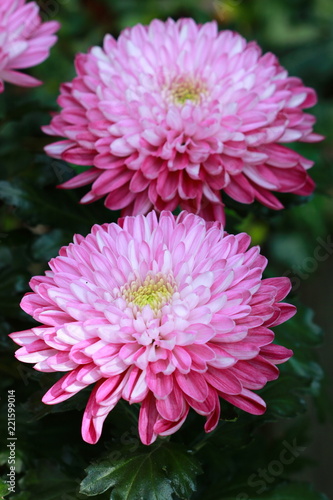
0;0;60;93
10;211;295;445
43;18;322;223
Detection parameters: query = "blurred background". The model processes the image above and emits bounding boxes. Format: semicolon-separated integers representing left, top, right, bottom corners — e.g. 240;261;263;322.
0;0;332;498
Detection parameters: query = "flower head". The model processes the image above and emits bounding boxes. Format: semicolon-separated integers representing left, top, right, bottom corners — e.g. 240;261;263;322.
0;0;60;93
44;18;322;223
10;211;295;445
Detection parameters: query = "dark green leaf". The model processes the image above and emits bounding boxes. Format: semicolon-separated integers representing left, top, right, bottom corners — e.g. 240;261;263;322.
274;301;323;348
0;179;113;234
80;441;202;500
12;462;81;500
260;375;307;419
23;387;90;421
30;229;73;262
248;481;328;500
0;477;9;497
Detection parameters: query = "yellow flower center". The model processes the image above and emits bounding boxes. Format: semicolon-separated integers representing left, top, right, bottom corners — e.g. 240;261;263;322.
122;274;175;313
170;78;206;105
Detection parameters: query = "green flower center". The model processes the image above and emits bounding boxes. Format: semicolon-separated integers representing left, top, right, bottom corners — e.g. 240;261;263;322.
122;274;175;313
170;78;206;105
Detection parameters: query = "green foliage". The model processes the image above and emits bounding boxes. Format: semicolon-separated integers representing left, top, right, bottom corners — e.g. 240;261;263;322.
256;483;330;500
0;477;9;497
80;441;202;499
11;462;81;500
222;482;330;500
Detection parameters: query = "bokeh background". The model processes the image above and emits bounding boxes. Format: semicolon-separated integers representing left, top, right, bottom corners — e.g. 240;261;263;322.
0;0;332;498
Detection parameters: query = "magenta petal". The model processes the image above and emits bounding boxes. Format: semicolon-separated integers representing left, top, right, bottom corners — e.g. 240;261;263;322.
59;168;100;189
204;392;220;432
82;381;111;444
147;369;173;399
42;369;89;405
122;367;149;403
95;373;125;404
205;367;242;395
0;69;42;87
170;346;192;374
175;371;209;402
104;185;136;210
153;409;189;436
138;393;159;445
267;303;297;326
221;388;266;415
156;383;186;421
185;385;218;416
224;174;255;204
260;345;293;364
261;277;291;301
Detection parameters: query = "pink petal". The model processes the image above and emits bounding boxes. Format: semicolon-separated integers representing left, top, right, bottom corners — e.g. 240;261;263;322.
221;388;266;415
138;393;159;445
175;371;209;402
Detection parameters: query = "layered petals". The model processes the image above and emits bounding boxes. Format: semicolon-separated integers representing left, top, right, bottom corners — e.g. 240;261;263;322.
10;211;294;444
44;19;322;221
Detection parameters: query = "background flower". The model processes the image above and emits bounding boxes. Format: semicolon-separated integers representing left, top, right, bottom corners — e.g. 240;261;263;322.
10;211;294;445
0;0;60;93
44;18;322;223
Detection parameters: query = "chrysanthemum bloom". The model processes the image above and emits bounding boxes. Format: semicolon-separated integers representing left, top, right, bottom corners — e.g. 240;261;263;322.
10;211;295;445
43;18;322;223
0;0;60;93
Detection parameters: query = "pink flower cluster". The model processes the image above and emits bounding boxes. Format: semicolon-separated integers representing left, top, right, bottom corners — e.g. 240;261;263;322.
10;212;295;445
0;0;59;93
44;18;322;222
5;13;322;447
